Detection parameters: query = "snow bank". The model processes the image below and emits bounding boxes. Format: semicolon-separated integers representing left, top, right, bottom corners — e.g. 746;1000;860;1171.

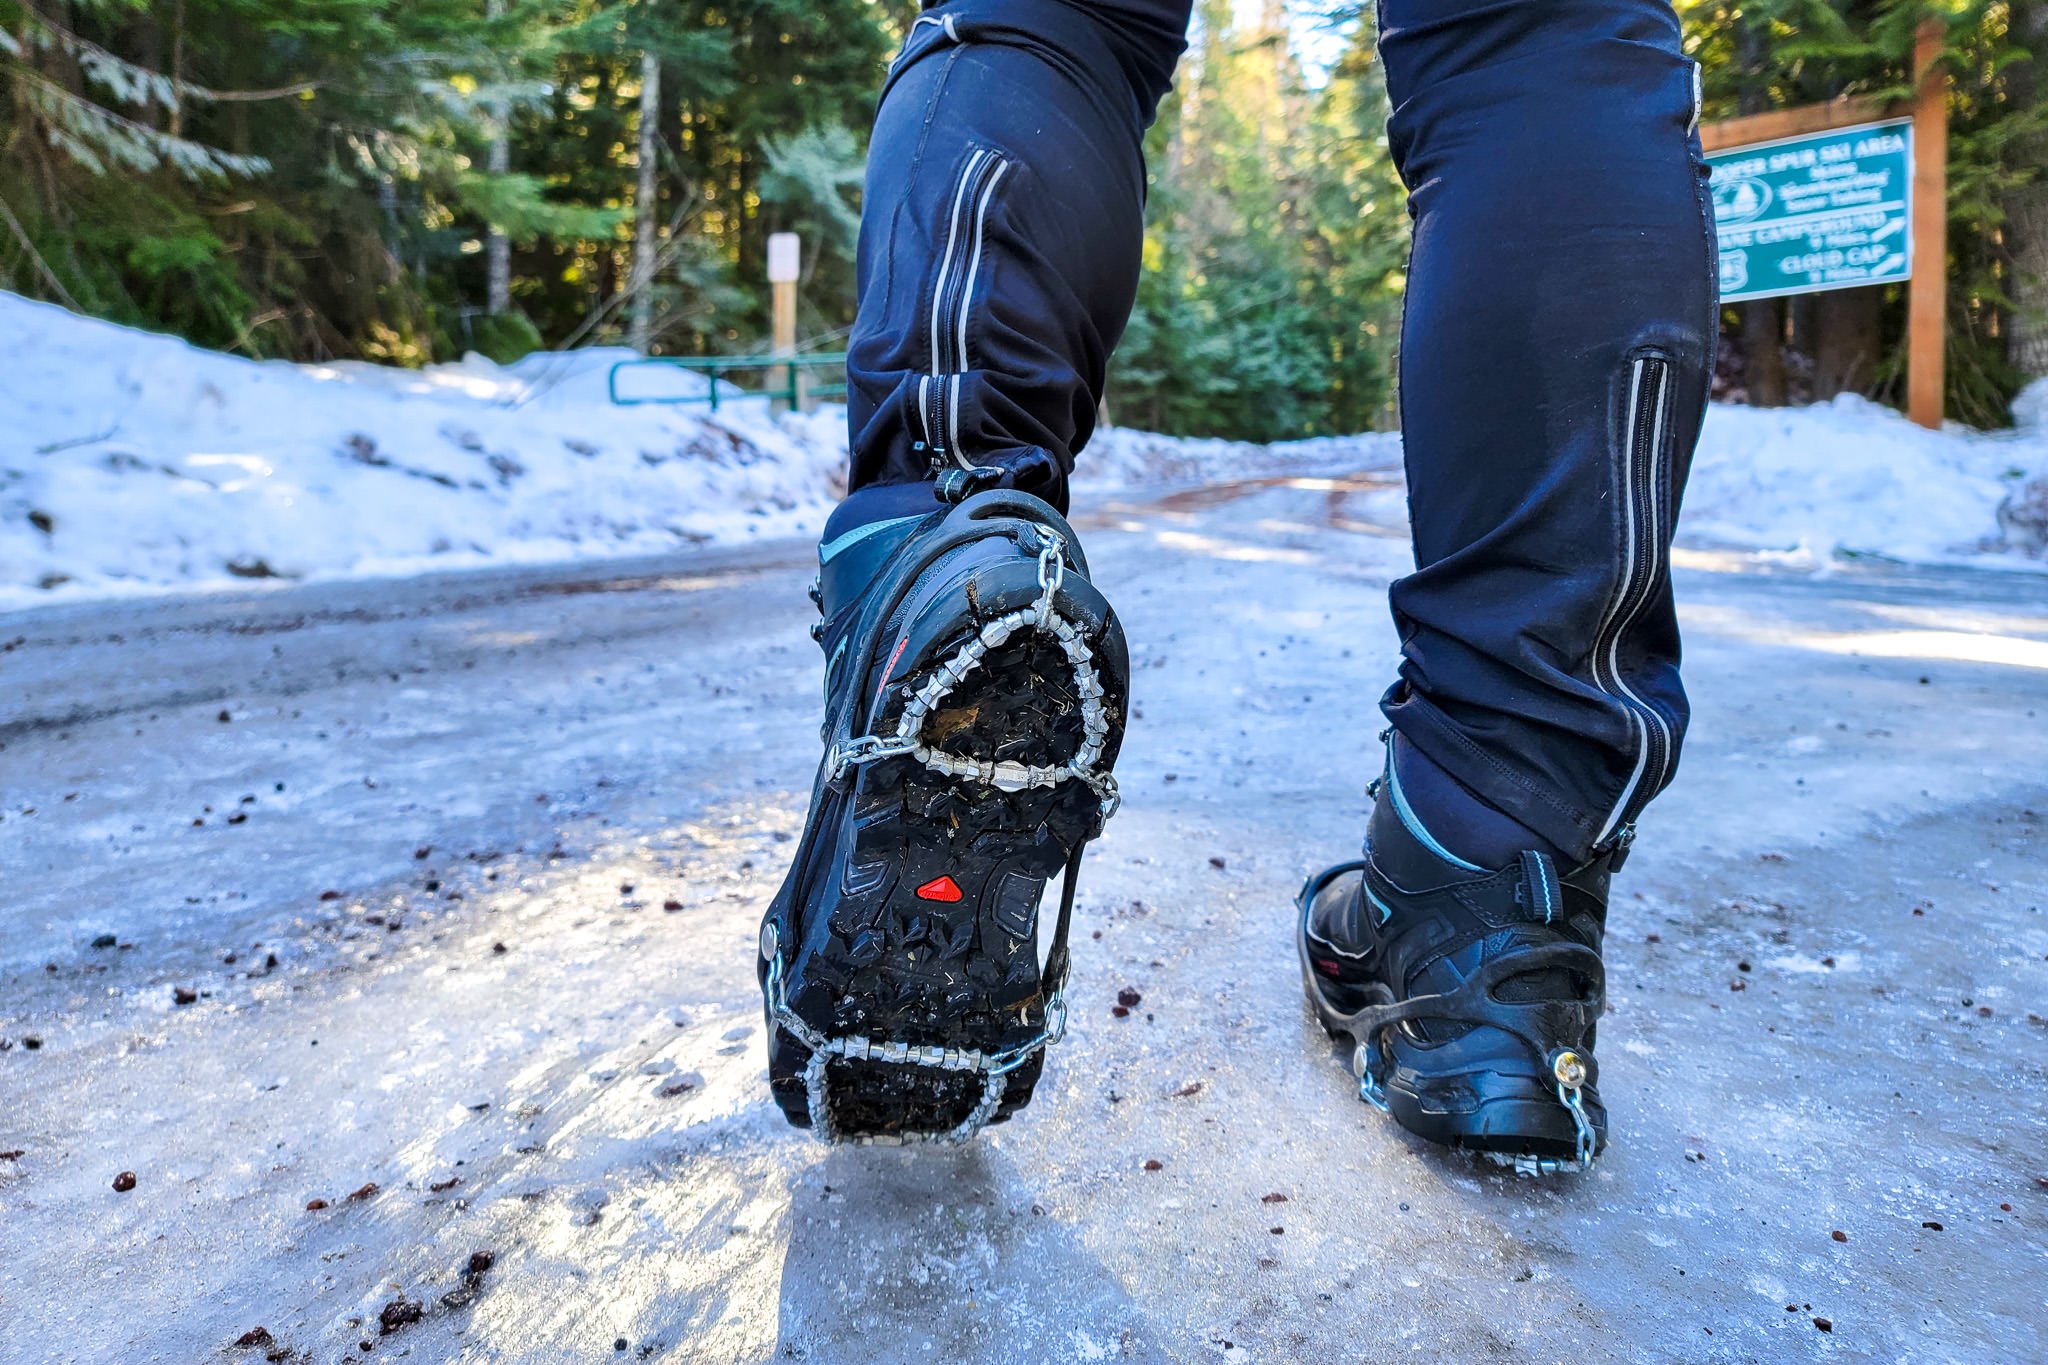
0;294;1386;605
1991;380;2048;557
1683;388;2045;566
3;290;2044;605
0;294;851;605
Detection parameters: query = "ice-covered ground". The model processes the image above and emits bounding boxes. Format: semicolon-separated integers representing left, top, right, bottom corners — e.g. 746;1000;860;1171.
4;475;2043;1363
3;291;2046;605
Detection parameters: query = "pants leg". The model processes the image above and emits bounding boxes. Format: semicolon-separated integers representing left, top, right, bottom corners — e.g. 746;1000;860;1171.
1375;0;1717;863
843;0;1190;514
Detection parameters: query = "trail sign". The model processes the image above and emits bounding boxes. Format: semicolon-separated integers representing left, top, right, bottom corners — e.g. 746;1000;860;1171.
1698;20;1948;428
1706;118;1913;304
766;232;802;285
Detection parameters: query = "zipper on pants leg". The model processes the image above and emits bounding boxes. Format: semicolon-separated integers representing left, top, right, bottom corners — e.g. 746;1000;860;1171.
1591;353;1677;845
915;147;1011;473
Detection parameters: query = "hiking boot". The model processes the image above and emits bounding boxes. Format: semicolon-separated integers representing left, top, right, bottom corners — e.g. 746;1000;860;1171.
1296;738;1618;1173
759;487;1128;1143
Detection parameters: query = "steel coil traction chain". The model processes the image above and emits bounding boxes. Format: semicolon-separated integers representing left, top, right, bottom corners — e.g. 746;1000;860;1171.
824;527;1120;816
766;526;1117;1145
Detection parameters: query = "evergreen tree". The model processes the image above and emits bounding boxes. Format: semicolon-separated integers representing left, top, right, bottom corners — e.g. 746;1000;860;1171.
1114;1;1404;440
1;0;2038;429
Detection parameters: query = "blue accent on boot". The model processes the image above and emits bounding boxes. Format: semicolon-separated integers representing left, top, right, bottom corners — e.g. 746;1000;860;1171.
820;514;926;565
821;481;945;546
817;483;947;620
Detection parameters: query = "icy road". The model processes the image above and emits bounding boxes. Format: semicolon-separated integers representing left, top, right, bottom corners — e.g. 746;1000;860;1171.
3;474;2045;1364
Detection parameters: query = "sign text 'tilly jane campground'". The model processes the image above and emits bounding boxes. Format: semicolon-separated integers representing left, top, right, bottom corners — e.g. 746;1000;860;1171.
1706;117;1913;305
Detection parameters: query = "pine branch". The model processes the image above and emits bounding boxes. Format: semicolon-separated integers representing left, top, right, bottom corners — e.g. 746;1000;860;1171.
198;82;323;104
19;72;271;180
14;11;318;109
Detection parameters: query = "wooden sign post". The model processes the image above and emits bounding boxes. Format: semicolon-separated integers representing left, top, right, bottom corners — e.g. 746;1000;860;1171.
1699;18;1949;429
767;232;801;414
1906;18;1948;430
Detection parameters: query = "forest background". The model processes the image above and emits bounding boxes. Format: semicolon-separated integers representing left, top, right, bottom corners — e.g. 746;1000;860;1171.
3;0;2042;436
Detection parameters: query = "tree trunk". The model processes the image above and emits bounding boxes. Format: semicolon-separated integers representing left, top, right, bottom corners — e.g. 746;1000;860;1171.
168;0;185;136
2006;5;2048;382
1813;287;1882;399
130;7;164;130
1734;18;1785;406
2012;190;2048;381
1742;299;1787;406
484;0;511;316
629;50;661;355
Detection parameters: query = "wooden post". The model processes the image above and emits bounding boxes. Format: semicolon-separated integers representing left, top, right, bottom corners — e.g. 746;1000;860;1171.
767;232;800;414
1907;17;1948;429
772;283;798;407
629;50;661;355
1698;95;1888;153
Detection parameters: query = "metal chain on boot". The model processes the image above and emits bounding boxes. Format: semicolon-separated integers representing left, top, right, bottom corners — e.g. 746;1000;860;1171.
1474;1050;1600;1177
1553;1049;1600;1170
779;525;1111;1144
761;921;1072;1145
827;526;1120;821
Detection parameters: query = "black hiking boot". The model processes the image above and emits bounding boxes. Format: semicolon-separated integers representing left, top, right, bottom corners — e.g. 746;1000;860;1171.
1296;738;1619;1174
759;487;1128;1143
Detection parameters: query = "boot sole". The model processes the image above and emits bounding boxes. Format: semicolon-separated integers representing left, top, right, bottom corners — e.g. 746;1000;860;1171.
768;550;1125;1141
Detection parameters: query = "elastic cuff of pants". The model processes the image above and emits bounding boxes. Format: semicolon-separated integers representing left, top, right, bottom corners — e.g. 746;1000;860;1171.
854;446;1070;514
1388;733;1571;871
1383;701;1605;867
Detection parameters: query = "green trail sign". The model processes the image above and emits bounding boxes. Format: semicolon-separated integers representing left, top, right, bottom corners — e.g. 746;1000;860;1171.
1706;117;1913;304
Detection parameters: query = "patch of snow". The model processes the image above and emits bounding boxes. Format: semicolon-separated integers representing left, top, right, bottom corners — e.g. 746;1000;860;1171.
2011;377;2048;433
1684;393;2044;566
1080;425;1402;490
0;293;851;605
1764;951;1860;975
1991;379;2048;557
4;290;2045;604
0;294;1390;605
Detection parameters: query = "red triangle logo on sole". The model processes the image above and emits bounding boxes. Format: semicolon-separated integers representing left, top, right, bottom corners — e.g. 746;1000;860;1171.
914;875;964;903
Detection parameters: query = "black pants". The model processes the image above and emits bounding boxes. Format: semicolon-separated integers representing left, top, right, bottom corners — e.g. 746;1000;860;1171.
844;0;1717;862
